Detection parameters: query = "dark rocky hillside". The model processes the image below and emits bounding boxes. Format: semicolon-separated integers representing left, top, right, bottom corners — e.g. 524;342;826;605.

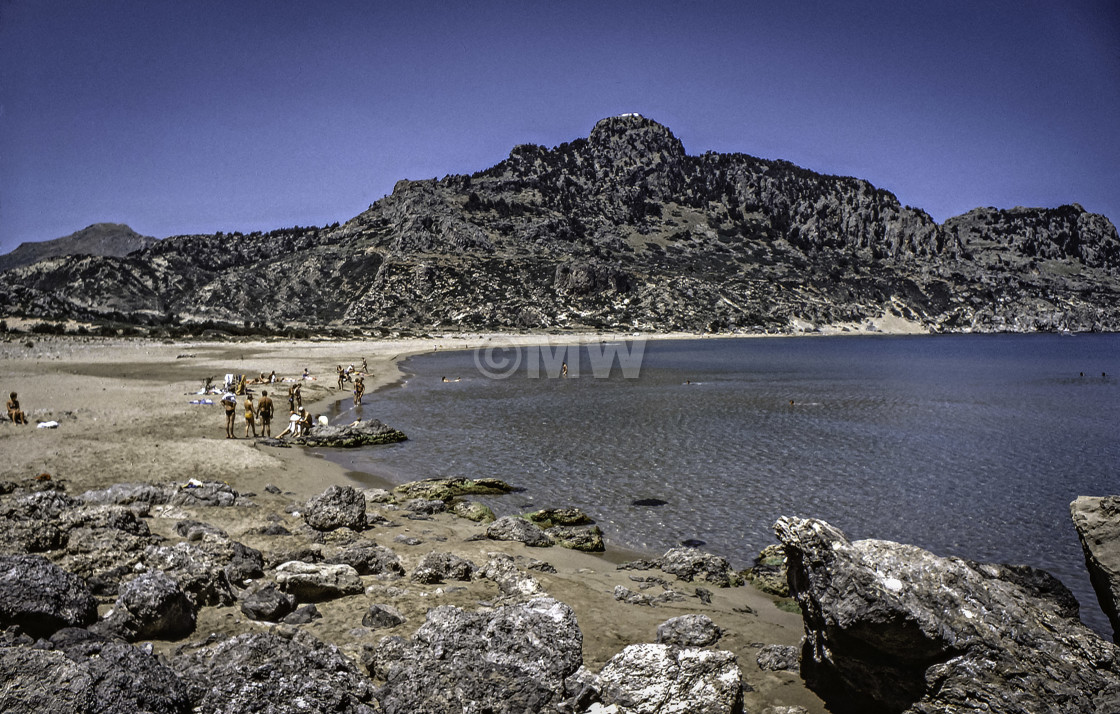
0;223;156;273
2;116;1118;334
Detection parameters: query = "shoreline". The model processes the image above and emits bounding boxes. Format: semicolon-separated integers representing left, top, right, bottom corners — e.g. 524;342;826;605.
0;332;829;711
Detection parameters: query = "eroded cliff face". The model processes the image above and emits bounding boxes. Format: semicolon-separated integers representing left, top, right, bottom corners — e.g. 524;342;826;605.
3;115;1118;334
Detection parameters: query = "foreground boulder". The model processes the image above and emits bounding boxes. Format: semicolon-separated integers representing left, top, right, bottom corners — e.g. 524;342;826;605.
775;516;1120;714
0;554;97;637
98;570;196;641
0;629;189;714
275;561;363;601
1072;495;1120;641
369;597;583;712
596;643;743;714
304;485;367;531
173;630;377;713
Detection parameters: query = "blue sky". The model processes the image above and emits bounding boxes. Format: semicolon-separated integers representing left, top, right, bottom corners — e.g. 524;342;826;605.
1;1;1117;253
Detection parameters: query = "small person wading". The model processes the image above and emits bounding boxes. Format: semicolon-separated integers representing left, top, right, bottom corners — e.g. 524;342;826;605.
354;376;365;407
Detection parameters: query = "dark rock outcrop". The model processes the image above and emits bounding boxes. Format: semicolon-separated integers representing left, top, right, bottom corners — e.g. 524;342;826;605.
658;547;742;588
325;542;404;577
393;476;515;501
290;419;407;448
1072;495;1120;641
362;603;406;629
547;524;605;552
0;554;98;637
369;597;583;713
775;516;1120;714
240;583;297;622
98;570;196;641
172;630;377;714
0;628;190;714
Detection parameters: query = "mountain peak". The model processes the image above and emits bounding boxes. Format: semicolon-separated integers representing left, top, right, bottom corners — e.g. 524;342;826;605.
589;114;685;163
0;223;157;273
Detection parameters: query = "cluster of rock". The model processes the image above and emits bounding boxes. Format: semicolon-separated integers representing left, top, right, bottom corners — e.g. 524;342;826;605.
3;115;1118;334
0;476;752;713
775;515;1120;713
260;418;407;449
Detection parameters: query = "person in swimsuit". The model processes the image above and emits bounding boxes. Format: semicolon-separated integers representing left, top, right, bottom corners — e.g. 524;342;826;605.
243;394;258;438
353;376;365;406
6;392;27;425
294;383;302;408
221;392;237;438
258;390;274;437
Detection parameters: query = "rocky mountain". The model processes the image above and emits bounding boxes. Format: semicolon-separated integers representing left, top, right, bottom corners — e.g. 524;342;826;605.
0;223;157;274
2;115;1118;334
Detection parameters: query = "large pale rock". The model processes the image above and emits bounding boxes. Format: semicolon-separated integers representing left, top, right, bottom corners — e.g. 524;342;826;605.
304;485;367;531
275;561;363;601
370;597;583;712
1072;495;1120;641
775;516;1120;714
597;643;743;714
658;547;741;588
0;554;98;637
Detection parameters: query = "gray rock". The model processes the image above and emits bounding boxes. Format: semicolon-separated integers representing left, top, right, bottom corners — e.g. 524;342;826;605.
548;524;605;552
167;481;245;507
289;419;406;448
658;547;741;588
0;517;65;554
0;554;97;637
1073;495;1120;641
613;585;685;607
402;498;447;515
411;551;477;584
1;628;190;713
655;613;722;647
597;643;743;714
450;499;496;523
78;482;173;507
372;597;583;713
142;540;237;606
392;476;515;501
304;485;367;531
326;542;404;577
240;583;297;622
282;604;321;625
3;490;81;520
479;552;544;598
59;504;152;536
275;561;363;601
99;570;196;641
172;630;377;713
393;535;422;546
486;515;554;547
174;518;228;540
744;543;789;597
362;603;406;629
57;526;157;595
525;507;594;528
775;515;1120;714
756;644;800;673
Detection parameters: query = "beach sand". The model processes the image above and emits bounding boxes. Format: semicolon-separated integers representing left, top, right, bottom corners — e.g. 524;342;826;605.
0;332;826;712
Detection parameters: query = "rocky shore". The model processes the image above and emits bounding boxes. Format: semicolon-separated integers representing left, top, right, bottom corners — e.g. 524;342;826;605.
3;335;1120;712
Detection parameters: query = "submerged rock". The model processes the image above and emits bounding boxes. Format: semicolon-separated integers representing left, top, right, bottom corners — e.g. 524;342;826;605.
393;476;515;501
1072;495;1120;641
775;516;1120;714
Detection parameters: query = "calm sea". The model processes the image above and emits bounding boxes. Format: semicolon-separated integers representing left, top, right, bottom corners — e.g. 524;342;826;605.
326;334;1120;635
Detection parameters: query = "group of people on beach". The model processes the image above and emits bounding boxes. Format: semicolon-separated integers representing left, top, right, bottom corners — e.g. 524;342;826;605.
217;359;368;439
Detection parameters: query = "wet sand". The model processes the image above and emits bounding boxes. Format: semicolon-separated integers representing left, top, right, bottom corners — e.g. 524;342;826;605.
0;332;828;711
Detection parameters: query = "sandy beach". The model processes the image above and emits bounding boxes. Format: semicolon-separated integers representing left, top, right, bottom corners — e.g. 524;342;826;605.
0;332;828;711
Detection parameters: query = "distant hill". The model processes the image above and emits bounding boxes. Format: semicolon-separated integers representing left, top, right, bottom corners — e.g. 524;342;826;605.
0;223;157;273
1;116;1118;334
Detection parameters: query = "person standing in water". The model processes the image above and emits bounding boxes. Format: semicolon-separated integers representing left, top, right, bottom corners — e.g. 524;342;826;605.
354;376;365;406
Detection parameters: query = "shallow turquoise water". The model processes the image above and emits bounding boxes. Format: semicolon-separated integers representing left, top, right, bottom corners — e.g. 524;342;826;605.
327;333;1120;635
